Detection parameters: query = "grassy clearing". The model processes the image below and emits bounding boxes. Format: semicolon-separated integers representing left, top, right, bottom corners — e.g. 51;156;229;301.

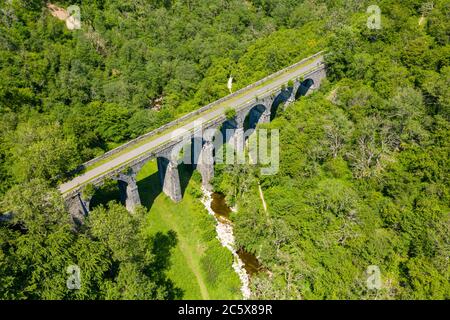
134;161;242;300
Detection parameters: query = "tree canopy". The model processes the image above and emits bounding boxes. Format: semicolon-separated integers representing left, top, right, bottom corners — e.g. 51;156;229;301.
0;0;449;300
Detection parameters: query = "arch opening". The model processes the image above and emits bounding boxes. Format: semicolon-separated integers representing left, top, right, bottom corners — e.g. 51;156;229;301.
295;78;314;99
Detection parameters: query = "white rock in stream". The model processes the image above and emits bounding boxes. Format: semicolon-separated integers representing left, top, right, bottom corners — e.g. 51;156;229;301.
200;188;251;300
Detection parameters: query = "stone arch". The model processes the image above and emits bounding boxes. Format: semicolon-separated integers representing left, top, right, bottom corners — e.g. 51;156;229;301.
182;136;204;168
220;118;239;145
90;166;144;213
243;104;269;132
66;192;90;225
295;78;315;99
157;153;182;202
270;87;292;120
132;158;163;211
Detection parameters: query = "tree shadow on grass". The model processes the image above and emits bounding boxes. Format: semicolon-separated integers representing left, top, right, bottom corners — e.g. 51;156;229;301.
147;230;184;299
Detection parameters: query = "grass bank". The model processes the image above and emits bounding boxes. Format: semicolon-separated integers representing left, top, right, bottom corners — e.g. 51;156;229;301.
90;160;242;299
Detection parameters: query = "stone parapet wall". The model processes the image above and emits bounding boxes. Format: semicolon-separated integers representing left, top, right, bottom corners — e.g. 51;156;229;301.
77;53;324;171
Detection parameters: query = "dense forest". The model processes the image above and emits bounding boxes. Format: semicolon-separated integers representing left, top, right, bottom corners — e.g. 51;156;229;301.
0;0;449;299
215;0;450;299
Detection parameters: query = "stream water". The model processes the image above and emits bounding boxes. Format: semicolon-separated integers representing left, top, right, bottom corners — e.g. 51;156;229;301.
201;188;263;299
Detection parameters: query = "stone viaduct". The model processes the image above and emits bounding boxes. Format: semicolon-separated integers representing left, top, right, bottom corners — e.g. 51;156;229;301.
63;52;327;224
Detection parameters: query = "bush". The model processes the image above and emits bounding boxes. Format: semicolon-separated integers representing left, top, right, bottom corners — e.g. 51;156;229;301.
225;107;236;120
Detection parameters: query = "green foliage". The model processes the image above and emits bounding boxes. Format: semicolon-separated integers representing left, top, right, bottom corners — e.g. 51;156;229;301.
0;0;449;301
225;107;237;120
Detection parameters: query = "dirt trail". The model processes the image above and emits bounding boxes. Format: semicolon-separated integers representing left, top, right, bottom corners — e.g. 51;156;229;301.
160;211;210;300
